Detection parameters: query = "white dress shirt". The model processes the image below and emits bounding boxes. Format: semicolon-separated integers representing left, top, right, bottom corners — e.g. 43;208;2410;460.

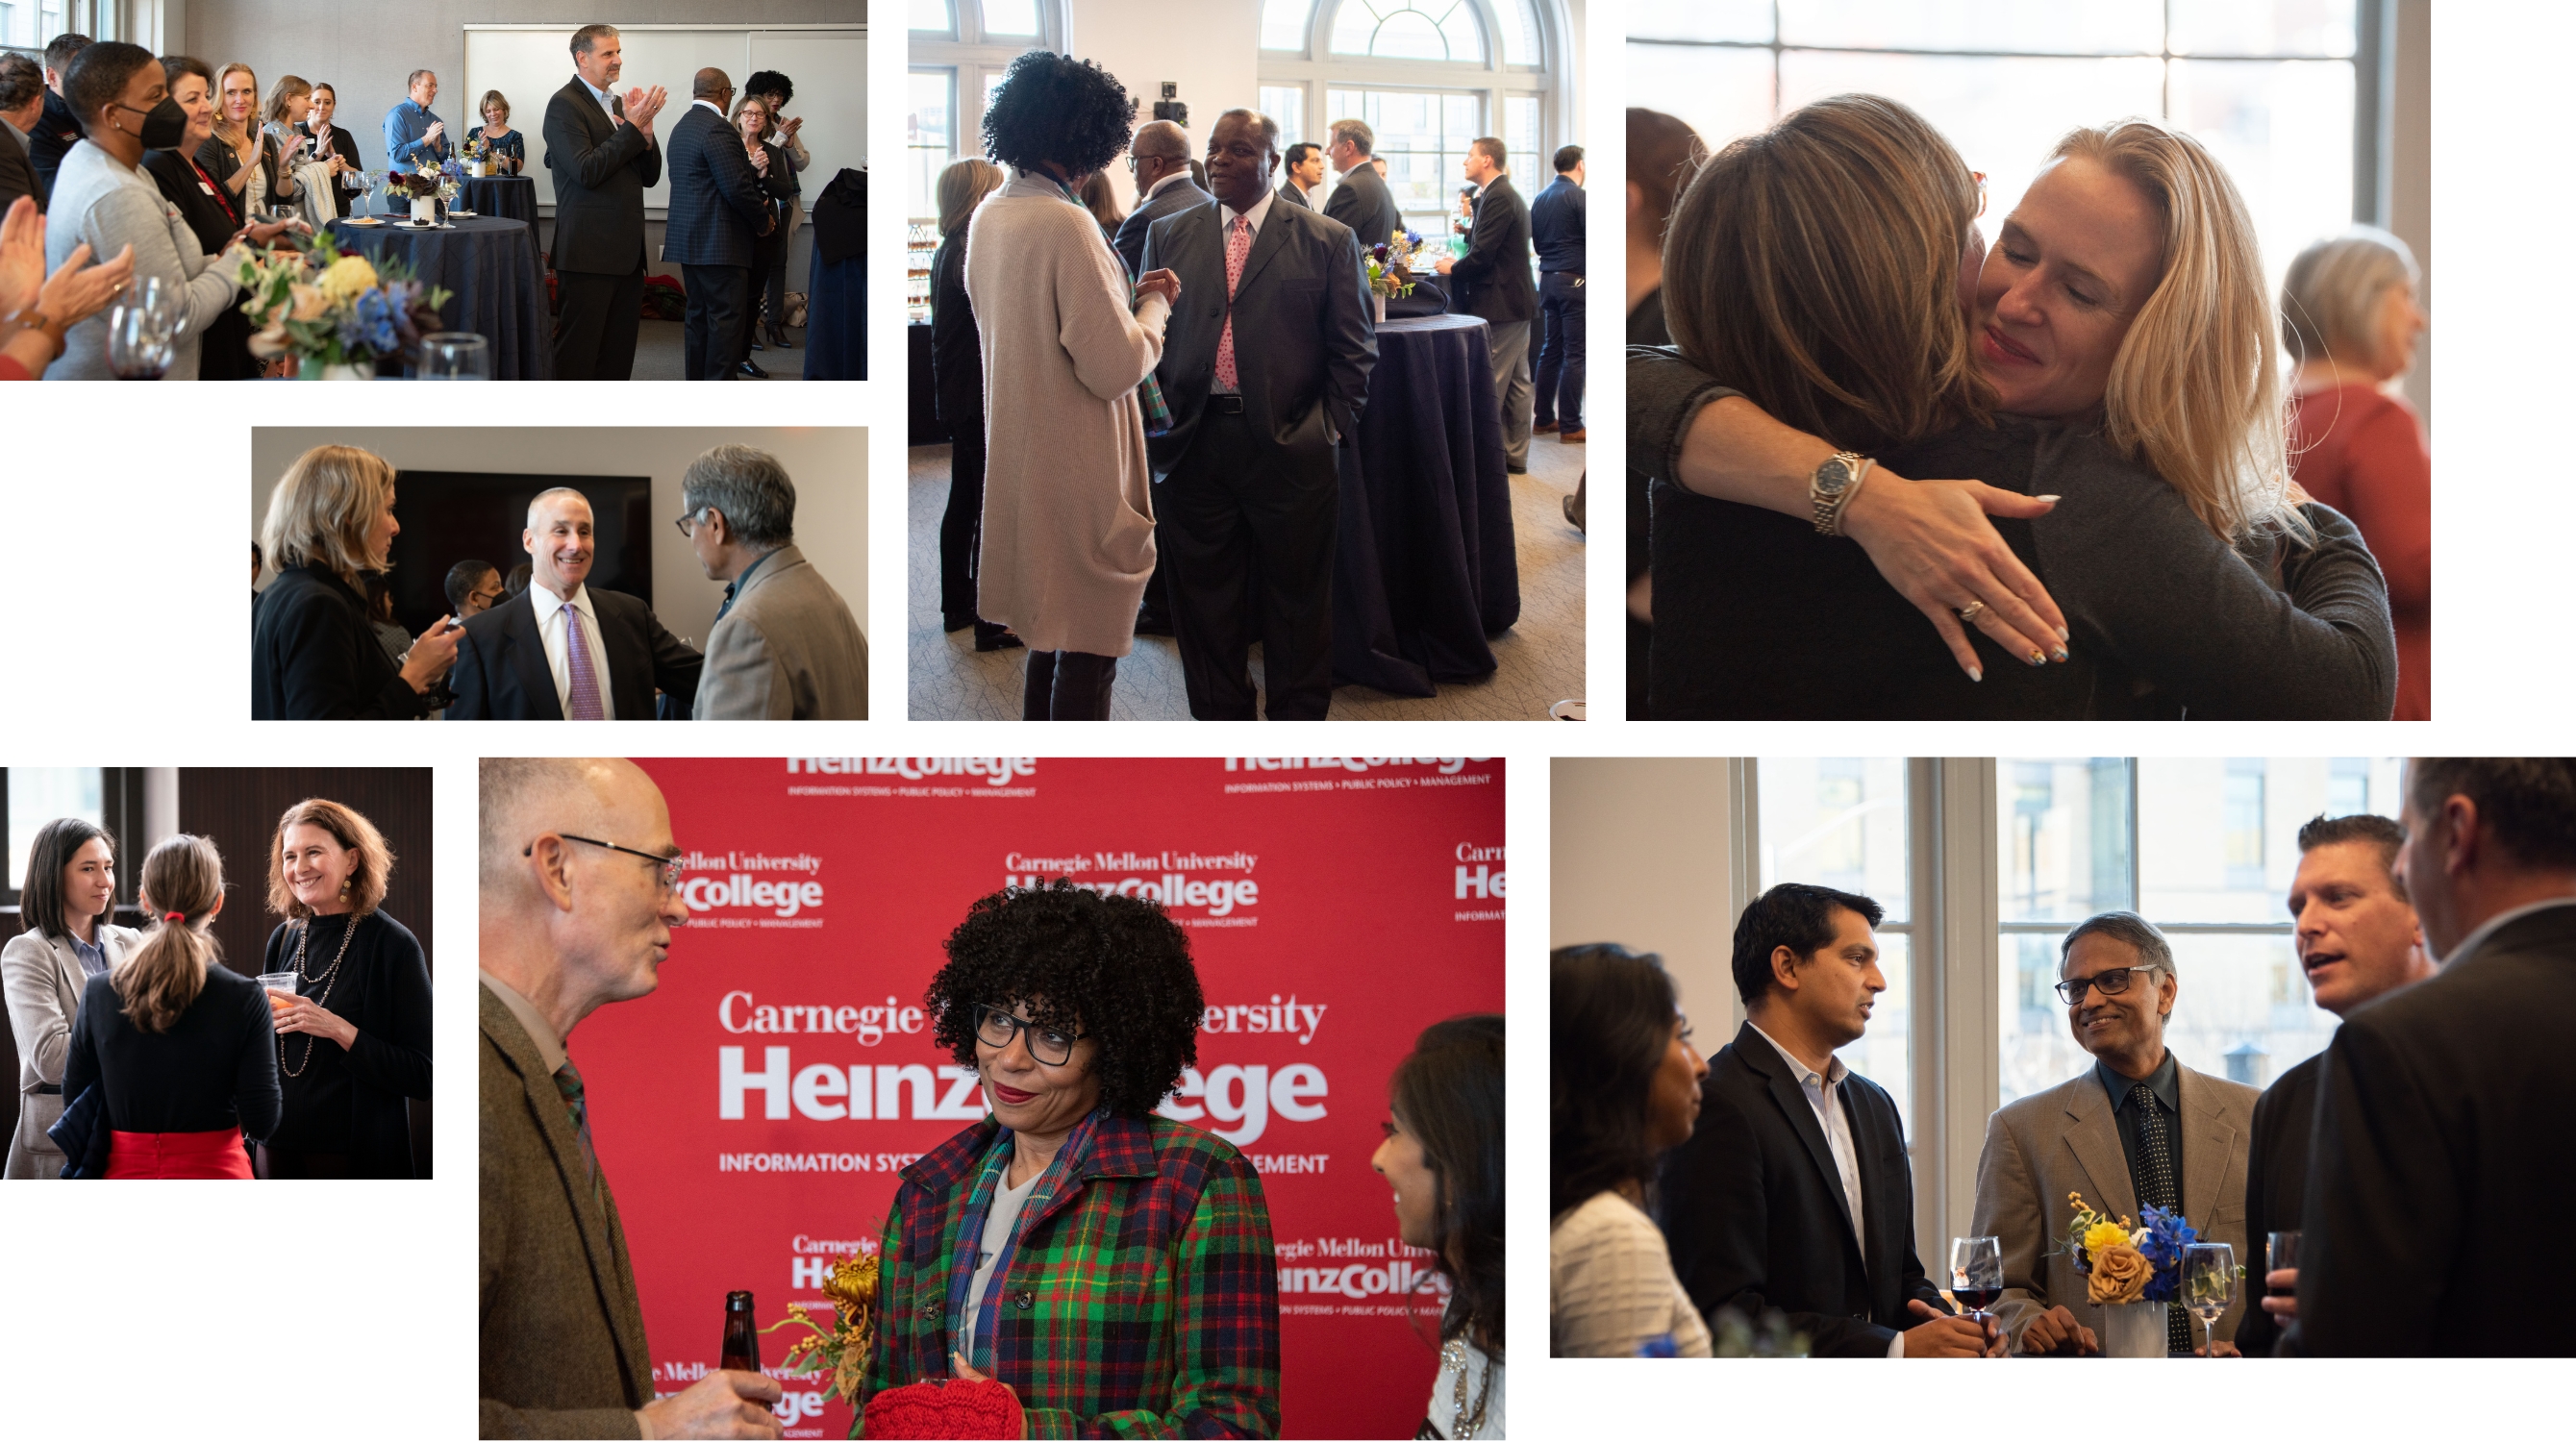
692;98;725;120
1211;187;1276;396
527;582;616;719
581;74;619;122
1749;1021;1912;1357
1142;168;1192;203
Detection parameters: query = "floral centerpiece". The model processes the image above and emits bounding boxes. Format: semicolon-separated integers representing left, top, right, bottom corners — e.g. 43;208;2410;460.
1365;228;1428;322
759;1251;880;1410
234;232;453;379
2059;1190;2220;1356
462;133;492;177
390;159;463;222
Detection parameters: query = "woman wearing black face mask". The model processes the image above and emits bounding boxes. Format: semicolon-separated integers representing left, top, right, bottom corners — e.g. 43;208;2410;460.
41;40;256;381
141;56;302;380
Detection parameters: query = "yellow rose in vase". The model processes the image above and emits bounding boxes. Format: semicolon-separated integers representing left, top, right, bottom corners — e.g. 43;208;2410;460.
2088;1242;2153;1305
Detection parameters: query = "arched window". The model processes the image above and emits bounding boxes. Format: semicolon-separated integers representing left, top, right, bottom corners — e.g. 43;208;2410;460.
1258;0;1572;233
907;0;1071;220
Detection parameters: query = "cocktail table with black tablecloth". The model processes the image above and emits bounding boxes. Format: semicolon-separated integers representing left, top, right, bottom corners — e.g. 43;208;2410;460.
458;175;538;226
324;215;553;379
1331;312;1520;697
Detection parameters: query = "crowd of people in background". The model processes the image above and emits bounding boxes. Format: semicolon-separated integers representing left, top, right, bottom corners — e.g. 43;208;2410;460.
249;442;865;722
1554;758;2576;1358
4;800;430;1180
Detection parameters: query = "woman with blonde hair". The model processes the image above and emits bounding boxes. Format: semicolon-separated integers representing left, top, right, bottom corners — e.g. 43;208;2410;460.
59;835;279;1179
251;445;461;719
261;74;340;230
465;88;524;176
195;62;304;222
258;798;431;1179
1634;97;2393;719
932;156;1016;650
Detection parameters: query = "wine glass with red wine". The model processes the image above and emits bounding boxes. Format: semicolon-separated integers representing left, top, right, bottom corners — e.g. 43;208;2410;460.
106;276;179;381
1950;1235;2004;1336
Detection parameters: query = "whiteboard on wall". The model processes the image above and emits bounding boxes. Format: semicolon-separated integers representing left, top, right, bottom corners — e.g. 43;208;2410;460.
463;24;865;220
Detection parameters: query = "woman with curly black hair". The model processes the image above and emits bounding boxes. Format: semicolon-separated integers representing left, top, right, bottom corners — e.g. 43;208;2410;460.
1373;1014;1504;1438
963;51;1183;721
858;881;1280;1437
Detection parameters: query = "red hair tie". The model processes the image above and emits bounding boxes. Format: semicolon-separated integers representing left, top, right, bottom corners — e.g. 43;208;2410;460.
164;910;187;923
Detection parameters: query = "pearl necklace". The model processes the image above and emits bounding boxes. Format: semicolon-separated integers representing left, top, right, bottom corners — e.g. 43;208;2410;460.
279;911;359;1078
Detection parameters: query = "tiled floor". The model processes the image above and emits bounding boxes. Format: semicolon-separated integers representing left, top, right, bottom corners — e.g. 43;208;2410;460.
907;429;1588;720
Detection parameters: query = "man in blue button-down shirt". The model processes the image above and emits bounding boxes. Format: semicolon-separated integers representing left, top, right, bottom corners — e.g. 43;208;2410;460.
385;68;449;174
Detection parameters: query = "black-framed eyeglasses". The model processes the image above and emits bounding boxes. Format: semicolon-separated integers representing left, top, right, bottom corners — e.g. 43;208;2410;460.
975;1003;1080;1066
673;506;713;538
2054;965;2160;1006
528;833;686;892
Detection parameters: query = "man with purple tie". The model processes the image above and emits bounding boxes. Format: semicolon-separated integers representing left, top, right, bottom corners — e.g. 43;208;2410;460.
446;488;702;720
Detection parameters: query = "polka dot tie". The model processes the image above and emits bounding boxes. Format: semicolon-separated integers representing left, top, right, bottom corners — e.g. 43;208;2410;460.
2130;1082;2193;1355
1214;213;1250;393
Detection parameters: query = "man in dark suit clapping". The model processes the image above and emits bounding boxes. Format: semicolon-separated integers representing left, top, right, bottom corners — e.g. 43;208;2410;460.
1321;118;1404;252
447;488;702;721
663;67;773;382
1141;109;1376;721
2288;758;2576;1356
542;25;666;381
1438;137;1538;471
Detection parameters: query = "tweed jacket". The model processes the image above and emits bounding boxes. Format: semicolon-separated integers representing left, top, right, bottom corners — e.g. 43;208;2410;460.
2;925;142;1178
480;984;653;1439
860;1109;1282;1438
692;545;870;721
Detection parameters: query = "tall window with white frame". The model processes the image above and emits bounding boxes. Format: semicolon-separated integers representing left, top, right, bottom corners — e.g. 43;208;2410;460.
1755;758;1913;1138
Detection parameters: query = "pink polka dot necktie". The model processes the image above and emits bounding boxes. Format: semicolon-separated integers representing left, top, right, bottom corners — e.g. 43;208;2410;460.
1214;213;1249;392
563;606;607;721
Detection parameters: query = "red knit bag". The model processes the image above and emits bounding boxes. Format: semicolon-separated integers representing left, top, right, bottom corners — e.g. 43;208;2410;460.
860;1378;1024;1439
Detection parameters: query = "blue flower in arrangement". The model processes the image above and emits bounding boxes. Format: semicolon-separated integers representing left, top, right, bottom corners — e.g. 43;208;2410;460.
2135;1206;2198;1303
340;288;401;356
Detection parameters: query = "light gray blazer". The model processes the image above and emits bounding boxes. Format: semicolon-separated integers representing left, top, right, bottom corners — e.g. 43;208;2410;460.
3;924;143;1178
1970;1057;2259;1349
690;544;869;720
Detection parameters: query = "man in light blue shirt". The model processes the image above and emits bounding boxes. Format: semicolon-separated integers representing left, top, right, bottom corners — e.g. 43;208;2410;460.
384;68;449;174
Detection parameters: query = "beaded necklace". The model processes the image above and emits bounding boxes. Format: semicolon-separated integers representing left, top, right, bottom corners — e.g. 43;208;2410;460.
279;911;359;1078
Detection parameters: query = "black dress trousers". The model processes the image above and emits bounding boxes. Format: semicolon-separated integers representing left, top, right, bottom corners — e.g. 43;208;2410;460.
682;262;752;380
1156;407;1338;720
554;259;646;381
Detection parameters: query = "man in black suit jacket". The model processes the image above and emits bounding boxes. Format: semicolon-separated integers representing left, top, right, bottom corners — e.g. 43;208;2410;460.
25;35;89;208
662;67;772;382
1277;141;1323;211
1141;109;1376;722
542;25;667;381
1659;883;1999;1358
2288;759;2576;1356
1321;119;1404;253
1437;138;1538;471
447;488;701;721
2237;812;2431;1356
1112;120;1206;282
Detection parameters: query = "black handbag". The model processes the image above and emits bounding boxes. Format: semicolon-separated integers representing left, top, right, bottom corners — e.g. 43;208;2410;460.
46;1083;112;1179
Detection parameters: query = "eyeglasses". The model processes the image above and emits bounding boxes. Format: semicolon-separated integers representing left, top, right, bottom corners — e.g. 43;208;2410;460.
975;1004;1080;1066
672;507;713;538
528;833;686;892
2054;965;2160;1006
1972;170;1988;218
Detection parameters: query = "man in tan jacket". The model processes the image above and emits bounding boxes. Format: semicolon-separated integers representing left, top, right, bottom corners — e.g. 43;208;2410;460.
680;445;868;721
479;757;782;1439
1971;911;2258;1356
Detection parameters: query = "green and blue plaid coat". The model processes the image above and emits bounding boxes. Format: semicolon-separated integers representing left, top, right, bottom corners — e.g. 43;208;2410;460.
855;1108;1282;1439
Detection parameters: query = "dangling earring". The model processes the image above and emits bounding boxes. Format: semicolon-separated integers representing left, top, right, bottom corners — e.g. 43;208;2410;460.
339;876;352;900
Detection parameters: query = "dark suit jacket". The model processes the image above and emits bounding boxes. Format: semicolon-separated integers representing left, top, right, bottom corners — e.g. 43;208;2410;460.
1113;173;1212;280
2289;902;2576;1356
313;123;363;218
480;984;654;1438
542;75;661;276
445;585;701;721
1659;1021;1948;1355
1451;174;1536;324
661;102;768;269
1530;173;1585;273
27;88;80;208
1322;161;1404;251
1278;181;1310;210
2235;1050;2321;1357
0;123;33;213
252;564;432;720
1140;195;1377;479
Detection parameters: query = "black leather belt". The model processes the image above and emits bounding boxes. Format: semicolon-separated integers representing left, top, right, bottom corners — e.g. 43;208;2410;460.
1208;394;1245;414
34;1082;61;1095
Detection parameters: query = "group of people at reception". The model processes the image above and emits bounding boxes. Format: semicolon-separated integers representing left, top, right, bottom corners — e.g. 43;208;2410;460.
249;441;867;721
0;27;822;382
1552;758;2575;1358
4;799;430;1180
477;757;1504;1439
1623;95;2429;720
928;51;1572;720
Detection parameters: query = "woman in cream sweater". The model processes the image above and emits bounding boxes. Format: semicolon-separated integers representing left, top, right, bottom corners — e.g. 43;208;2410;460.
964;51;1181;720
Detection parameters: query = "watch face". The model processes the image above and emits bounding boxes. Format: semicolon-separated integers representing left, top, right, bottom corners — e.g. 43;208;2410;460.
1816;460;1851;495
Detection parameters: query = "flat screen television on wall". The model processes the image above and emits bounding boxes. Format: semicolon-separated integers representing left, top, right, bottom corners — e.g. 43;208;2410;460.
384;472;653;636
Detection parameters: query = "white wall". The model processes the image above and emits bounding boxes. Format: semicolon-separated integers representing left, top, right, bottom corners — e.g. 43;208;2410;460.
247;427;866;651
2394;0;2430;426
1550;758;1739;1039
1066;0;1260;211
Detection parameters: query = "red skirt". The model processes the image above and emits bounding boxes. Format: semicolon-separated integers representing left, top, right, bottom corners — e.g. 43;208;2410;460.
106;1128;255;1179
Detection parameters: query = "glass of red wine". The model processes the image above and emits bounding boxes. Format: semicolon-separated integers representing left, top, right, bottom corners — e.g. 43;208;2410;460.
107;276;180;380
1950;1234;2004;1340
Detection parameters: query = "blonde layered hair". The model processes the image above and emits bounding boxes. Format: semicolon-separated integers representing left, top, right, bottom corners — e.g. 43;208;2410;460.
120;834;225;1035
268;798;394;920
937;157;1004;238
2054;119;2297;543
261;445;397;586
212;62;258;144
1663;93;1992;456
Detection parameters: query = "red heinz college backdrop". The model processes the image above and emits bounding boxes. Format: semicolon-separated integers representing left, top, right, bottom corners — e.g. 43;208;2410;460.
576;757;1507;1438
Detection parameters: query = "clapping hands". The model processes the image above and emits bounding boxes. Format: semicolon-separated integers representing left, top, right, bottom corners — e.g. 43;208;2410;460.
622;85;669;130
2;197;137;332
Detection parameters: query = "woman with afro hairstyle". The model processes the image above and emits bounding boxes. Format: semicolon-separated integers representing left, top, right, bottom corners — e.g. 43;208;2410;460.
858;880;1281;1436
963;51;1184;721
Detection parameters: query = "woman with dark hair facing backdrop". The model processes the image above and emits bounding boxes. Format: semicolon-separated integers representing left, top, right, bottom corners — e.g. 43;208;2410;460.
1550;943;1710;1356
258;798;432;1179
965;51;1182;721
2;818;142;1179
1374;1014;1504;1438
860;881;1280;1436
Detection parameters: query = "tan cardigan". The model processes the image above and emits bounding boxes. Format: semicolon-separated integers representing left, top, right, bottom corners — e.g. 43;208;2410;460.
965;170;1171;656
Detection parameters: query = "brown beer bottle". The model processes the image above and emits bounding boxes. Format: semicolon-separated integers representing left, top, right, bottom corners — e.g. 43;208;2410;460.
721;1289;762;1374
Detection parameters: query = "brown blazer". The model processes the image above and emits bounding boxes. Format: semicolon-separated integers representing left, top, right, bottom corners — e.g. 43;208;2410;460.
1970;1057;2258;1349
480;983;652;1438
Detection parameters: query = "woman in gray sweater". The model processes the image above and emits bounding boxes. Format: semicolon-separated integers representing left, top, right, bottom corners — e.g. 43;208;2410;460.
42;40;251;381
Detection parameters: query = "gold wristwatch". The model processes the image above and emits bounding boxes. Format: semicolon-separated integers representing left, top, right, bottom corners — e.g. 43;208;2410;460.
1809;451;1874;536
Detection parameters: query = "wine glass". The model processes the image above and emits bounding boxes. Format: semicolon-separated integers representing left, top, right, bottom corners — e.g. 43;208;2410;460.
2182;1241;2238;1357
1949;1235;2003;1339
418;332;490;381
106;276;180;380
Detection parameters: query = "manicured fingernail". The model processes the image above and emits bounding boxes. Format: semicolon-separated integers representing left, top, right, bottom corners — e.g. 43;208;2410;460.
2028;650;2046;667
2056;626;2071;642
1967;666;1983;683
2036;494;2062;503
2053;646;2069;662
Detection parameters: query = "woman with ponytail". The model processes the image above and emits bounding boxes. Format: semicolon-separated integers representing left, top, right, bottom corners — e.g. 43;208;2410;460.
58;834;279;1180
